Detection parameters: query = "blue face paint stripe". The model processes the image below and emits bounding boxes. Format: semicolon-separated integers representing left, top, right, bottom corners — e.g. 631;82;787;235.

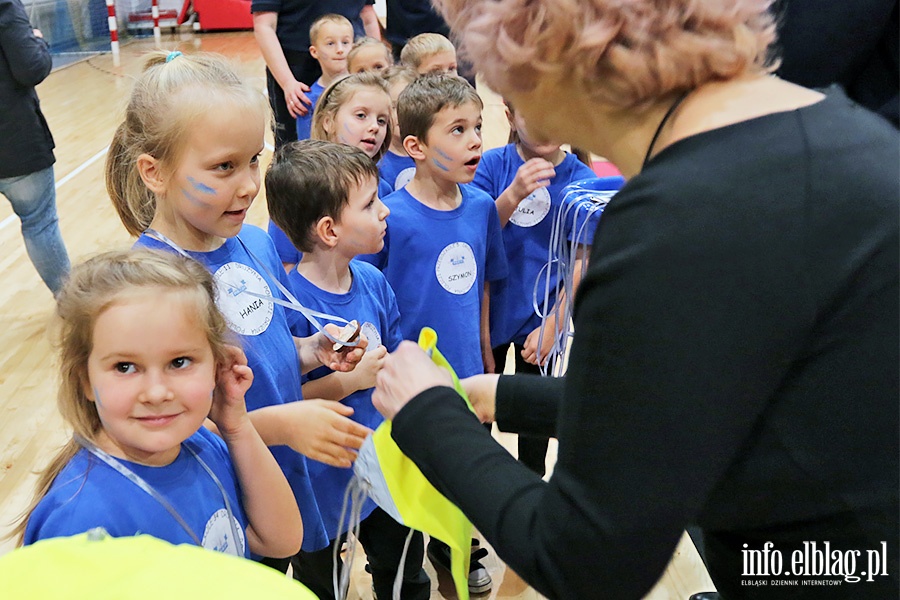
435;148;453;161
181;187;208;207
187;176;216;195
432;158;449;171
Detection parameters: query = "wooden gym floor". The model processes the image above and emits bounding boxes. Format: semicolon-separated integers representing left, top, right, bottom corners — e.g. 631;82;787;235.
0;31;715;599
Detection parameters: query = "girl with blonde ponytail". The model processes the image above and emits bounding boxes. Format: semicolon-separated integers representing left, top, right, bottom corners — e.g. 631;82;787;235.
12;249;302;561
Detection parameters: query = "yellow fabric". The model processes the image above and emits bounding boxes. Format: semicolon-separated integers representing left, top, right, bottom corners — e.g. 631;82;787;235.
0;532;317;599
372;327;475;600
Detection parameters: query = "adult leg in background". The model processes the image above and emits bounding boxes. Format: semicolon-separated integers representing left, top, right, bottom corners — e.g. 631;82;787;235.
0;165;70;295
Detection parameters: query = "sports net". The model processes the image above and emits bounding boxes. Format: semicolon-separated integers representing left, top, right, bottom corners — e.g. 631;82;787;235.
23;0;185;61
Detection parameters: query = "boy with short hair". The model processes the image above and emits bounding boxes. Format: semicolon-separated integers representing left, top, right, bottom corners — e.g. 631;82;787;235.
400;32;458;75
266;139;430;600
359;74;507;594
297;14;354;141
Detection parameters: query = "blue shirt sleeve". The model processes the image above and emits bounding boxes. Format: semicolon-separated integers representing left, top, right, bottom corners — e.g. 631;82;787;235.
383;281;403;352
378;178;393;199
485;201;509;282
471;146;508;199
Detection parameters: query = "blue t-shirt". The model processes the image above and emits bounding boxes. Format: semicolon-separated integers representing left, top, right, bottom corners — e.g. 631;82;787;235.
378;177;393;200
295;80;325;141
472;145;597;346
378;151;416;192
25;428;249;557
287;260;402;539
268;221;302;266
358;185;508;378
134;226;329;552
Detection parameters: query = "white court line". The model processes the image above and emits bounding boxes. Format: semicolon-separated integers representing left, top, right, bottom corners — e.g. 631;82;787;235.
0;146;109;234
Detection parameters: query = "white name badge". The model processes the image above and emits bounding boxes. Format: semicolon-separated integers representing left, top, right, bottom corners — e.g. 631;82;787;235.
361;321;382;351
213;262;275;336
202;508;246;556
510;186;551;228
394;167;415;191
435;242;477;295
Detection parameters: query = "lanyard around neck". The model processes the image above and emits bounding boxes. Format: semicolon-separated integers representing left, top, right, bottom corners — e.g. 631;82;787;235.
74;434;244;555
143;229;361;348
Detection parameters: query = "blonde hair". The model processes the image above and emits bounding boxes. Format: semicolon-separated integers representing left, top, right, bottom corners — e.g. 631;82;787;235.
106;51;268;237
8;249;233;545
399;33;456;69
309;13;354;47
348;37;393;73
310;71;393;162
382;64;418;89
434;0;779;109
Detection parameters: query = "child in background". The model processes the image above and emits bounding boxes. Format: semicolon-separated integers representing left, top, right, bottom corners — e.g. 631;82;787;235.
348;37;393;74
105;51;372;573
400;32;458;75
378;66;418;192
270;71;394;268
358;74;507;595
14;249;302;562
296;14;354;141
310;71;393;167
472;102;596;476
267;140;430;600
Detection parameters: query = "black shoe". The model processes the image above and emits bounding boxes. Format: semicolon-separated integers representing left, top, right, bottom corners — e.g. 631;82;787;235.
689;593;721;600
427;538;492;594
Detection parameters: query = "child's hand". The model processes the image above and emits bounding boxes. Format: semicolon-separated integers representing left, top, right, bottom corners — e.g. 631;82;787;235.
281;400;372;467
461;374;500;423
509;158;557;204
346;345;388;393
317;324;369;372
522;318;559;366
209;345;254;437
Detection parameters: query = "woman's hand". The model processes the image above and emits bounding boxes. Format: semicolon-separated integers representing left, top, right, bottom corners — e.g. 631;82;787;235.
282;79;312;118
209;345;254;437
373;341;453;420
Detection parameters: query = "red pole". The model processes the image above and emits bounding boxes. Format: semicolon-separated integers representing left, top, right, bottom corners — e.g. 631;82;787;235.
105;0;120;66
151;0;161;45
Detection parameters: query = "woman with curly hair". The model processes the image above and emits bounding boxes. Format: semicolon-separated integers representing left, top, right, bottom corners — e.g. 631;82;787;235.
372;1;899;598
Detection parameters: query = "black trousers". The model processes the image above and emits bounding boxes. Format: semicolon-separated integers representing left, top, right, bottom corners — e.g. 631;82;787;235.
492;343;549;477
264;507;430;600
265;49;322;149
